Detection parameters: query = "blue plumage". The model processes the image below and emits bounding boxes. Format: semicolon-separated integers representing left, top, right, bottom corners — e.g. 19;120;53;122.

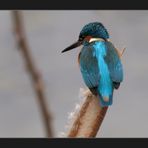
79;40;123;106
62;22;124;107
104;41;123;83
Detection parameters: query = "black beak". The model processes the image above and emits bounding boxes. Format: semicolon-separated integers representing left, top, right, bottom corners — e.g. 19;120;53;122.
61;40;82;53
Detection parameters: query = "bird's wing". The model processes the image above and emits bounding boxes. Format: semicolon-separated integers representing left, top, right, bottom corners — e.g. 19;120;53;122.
80;40;123;91
104;41;123;83
79;46;100;90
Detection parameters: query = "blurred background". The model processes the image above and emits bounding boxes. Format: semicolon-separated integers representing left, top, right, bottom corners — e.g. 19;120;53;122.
0;10;148;137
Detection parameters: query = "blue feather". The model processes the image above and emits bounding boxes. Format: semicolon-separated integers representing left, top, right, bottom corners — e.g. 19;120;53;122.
104;41;123;83
93;41;113;106
80;44;99;89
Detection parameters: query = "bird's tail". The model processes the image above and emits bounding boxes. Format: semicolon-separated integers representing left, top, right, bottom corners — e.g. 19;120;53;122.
98;94;113;107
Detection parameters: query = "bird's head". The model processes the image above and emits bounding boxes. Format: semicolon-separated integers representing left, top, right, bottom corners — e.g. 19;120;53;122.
62;22;109;53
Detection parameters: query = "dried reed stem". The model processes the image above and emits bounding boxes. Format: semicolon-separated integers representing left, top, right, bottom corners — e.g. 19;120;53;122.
67;91;108;137
11;10;54;138
67;47;125;138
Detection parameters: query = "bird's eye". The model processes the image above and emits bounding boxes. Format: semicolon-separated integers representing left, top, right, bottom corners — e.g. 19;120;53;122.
79;35;85;41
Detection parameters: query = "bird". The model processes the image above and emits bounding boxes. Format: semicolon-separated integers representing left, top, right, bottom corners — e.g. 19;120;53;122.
61;22;123;107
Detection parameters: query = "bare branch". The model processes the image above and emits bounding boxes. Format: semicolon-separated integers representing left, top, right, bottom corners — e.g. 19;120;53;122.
67;91;108;137
11;10;54;138
120;48;126;57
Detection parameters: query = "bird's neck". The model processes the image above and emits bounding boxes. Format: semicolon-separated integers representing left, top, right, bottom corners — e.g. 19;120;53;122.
83;37;110;46
89;38;104;43
89;38;110;43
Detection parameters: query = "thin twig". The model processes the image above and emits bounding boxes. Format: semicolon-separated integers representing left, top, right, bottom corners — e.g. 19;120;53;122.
120;48;126;57
67;48;125;138
11;10;54;138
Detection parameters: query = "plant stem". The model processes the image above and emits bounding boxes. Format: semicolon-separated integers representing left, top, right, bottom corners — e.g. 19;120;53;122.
67;92;108;137
11;10;54;138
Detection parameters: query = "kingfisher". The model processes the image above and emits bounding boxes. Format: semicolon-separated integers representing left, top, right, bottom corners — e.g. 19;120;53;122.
62;22;123;107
